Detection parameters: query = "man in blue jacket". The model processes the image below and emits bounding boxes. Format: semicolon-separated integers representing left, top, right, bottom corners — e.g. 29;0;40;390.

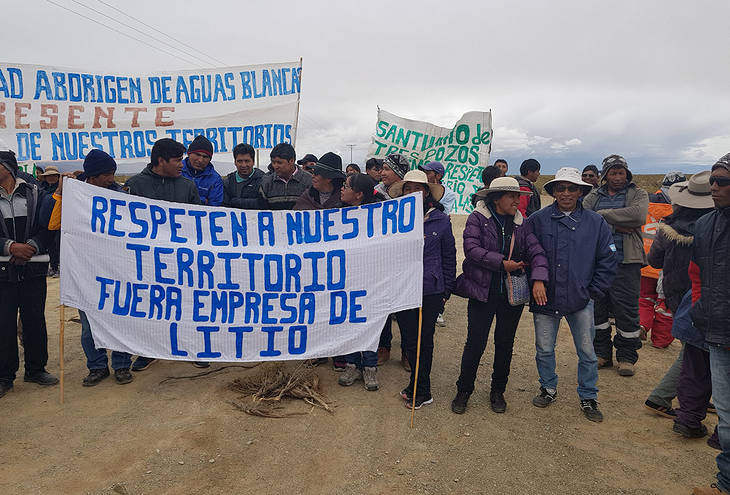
691;153;730;495
527;167;617;422
181;135;224;206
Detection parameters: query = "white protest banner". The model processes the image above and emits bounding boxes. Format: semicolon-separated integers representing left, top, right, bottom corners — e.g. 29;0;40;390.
59;180;423;362
0;61;301;166
368;109;492;214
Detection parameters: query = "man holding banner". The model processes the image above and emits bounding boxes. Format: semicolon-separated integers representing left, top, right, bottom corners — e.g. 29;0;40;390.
0;146;58;398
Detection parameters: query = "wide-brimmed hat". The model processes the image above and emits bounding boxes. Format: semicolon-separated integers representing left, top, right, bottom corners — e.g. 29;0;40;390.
668;171;714;209
388;169;445;201
38;166;60;177
313;152;346;179
484;176;532;196
543;167;593;196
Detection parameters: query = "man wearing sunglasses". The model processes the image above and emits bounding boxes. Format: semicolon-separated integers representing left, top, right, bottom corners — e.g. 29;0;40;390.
583;155;649;377
691;154;730;495
527;167;617;422
581;165;600;188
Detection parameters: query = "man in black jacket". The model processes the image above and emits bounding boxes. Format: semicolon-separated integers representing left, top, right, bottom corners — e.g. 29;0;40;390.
124;139;206;371
0;148;58;398
692;153;730;495
223;143;264;209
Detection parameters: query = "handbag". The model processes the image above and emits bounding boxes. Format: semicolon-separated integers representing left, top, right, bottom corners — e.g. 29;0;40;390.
505;232;530;306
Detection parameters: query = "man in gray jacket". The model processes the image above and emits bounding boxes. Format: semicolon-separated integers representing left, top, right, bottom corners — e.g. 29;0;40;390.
583;155;649;377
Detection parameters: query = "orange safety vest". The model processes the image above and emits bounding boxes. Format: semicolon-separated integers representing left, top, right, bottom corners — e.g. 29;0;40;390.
641;202;674;279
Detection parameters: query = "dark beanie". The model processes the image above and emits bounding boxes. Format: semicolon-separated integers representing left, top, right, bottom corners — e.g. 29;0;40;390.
188;135;213;157
0;150;18;178
83;149;117;177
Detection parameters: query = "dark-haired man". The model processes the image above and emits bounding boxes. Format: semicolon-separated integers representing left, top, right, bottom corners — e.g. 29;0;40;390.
581;165;600;188
0;147;58;398
181;135;224;206
125;138;204;371
258;143;311;210
365;158;383;182
494;159;509;177
516;159;542;217
691;153;730;495
583;154;648;377
224;143;264;209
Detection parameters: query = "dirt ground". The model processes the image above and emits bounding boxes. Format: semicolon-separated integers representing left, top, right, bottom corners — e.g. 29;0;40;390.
0;213;720;495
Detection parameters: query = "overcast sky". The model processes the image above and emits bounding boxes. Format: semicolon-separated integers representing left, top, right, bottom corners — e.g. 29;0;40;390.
3;0;730;173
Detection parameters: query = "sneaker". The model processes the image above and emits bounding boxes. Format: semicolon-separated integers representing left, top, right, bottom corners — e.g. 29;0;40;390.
597;357;613;369
131;357;156;372
400;388;413;401
192;361;210;368
532;387;557;408
617;361;635;376
451;391;470;414
363;367;379;391
333;358;347;372
82;368;110;387
24;371;59;386
436;314;446;327
401;352;411;372
490;390;506;413
338;364;362;386
377;347;390;366
692;484;724;495
580;399;604;422
404;395;433;410
0;381;13;398
644;399;677;418
673;421;708;438
114;368;134;385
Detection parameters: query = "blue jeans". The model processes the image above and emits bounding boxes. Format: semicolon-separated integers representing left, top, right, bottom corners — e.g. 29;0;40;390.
79;311;132;371
534;301;598;400
709;345;730;493
345;351;378;368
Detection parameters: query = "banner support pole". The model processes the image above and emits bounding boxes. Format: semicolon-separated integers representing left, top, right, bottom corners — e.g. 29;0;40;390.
410;307;423;428
292;57;303;147
59;304;65;405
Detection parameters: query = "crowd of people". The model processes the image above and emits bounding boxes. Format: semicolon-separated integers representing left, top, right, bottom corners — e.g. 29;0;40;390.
1;135;729;494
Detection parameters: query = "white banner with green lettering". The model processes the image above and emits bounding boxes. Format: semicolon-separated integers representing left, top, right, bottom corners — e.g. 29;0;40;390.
368;109;492;214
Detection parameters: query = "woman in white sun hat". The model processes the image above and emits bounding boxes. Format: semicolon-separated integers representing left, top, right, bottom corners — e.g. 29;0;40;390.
451;176;548;415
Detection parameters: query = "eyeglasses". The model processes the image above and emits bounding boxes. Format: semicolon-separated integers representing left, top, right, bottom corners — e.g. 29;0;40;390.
554;184;581;193
582;173;596;178
709;176;730;187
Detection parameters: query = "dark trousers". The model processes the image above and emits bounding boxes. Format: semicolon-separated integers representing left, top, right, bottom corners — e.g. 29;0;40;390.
378;314;401;351
396;294;442;399
593;262;643;364
49;231;61;271
0;276;49;384
456;295;524;394
676;343;712;429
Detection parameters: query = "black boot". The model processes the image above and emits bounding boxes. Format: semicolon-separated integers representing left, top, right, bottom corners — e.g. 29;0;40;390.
451;391;470;414
82;368;110;387
490;390;506;413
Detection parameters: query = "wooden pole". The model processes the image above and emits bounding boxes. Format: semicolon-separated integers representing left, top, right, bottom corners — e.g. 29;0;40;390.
59;304;65;405
410;307;423;428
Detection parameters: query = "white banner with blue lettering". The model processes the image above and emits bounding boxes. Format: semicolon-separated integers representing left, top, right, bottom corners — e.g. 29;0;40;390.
0;60;301;166
59;180;424;362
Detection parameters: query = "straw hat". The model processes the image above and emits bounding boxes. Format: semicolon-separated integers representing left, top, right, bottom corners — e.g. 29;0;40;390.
38;165;60;177
388;169;445;201
668;171;714;209
543;167;593;196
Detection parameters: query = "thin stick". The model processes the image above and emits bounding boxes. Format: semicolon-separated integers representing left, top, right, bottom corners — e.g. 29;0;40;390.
410;307;423;428
59;304;65;405
292;57;303;147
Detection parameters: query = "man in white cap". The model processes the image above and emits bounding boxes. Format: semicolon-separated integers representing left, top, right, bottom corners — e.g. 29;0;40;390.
527;168;617;421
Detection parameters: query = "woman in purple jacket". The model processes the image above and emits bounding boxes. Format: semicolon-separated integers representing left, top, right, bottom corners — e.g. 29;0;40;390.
390;170;457;409
452;177;549;414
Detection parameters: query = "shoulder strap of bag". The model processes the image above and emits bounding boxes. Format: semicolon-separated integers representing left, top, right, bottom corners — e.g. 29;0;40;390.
507;228;515;261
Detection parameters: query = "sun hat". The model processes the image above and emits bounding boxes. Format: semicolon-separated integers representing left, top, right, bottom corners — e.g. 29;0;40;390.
668;171;714;209
543;167;593;196
484;176;532;195
313;152;346;179
38;165;61;177
388;169;445;201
